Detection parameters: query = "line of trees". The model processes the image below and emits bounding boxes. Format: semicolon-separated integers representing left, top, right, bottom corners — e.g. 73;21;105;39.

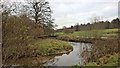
78;18;119;31
57;18;120;33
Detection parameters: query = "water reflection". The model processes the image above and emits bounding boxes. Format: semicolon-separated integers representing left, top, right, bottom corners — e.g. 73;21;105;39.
44;42;91;66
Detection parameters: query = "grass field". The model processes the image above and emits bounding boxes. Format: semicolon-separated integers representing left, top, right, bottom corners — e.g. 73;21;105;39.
56;29;118;39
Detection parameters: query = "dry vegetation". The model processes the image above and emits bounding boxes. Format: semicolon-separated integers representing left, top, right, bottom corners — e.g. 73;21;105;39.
2;0;73;66
82;38;119;66
2;15;37;64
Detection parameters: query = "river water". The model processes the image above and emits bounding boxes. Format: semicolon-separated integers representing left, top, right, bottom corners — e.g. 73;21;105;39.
44;42;92;66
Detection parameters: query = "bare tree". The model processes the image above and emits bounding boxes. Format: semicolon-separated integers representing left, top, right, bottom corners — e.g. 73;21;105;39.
26;0;53;24
90;16;102;24
74;23;80;31
25;0;55;35
1;2;18;23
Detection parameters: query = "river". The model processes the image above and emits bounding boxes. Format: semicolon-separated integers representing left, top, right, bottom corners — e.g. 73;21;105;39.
44;42;92;66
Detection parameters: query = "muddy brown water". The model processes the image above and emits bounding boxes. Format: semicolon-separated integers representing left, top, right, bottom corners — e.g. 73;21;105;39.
44;42;92;66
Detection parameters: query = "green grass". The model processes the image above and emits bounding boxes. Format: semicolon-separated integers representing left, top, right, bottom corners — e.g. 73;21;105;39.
56;29;118;39
70;65;81;68
55;32;65;35
71;53;119;67
28;39;73;55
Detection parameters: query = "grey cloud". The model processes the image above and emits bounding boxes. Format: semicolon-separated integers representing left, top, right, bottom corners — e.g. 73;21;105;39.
48;0;119;28
2;0;119;28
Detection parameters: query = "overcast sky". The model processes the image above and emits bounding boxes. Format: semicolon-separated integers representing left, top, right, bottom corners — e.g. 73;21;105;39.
47;0;119;29
2;0;120;29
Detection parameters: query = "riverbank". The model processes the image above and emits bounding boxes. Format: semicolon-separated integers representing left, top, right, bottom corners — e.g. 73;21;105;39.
86;53;119;66
55;28;119;66
57;37;119;66
3;39;73;66
44;42;92;66
28;39;73;56
82;38;119;66
3;28;119;66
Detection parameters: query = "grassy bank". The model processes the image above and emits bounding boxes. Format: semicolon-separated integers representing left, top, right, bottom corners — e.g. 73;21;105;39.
86;53;119;66
28;39;73;56
4;39;73;66
72;53;119;67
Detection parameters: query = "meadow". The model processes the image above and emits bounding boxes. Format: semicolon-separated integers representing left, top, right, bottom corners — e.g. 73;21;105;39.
56;28;118;38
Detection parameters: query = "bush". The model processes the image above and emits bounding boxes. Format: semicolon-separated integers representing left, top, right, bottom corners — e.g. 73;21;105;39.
2;15;44;63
